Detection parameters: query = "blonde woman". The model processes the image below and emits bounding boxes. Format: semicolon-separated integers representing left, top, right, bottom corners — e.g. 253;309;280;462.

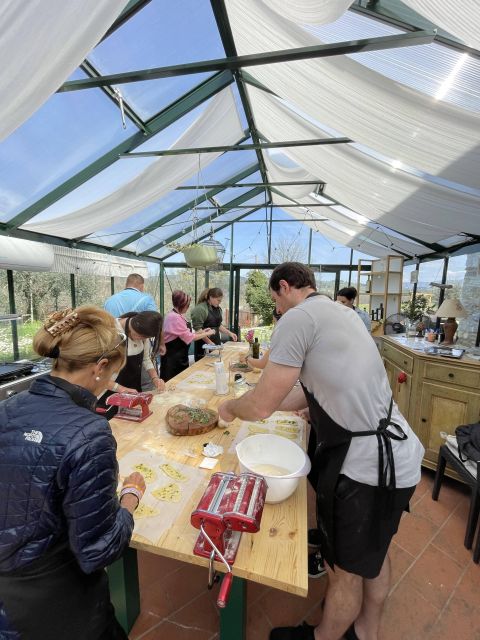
0;307;146;640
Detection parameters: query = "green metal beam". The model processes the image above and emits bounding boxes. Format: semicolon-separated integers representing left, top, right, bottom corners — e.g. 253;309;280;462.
176;181;324;190
350;1;480;60
121;137;351;158
161;205;265;261
113;163;259;249
58;30;436;92
210;0;272;226
102;0;153;41
7;70;234;230
178;203;333;210
80;60;147;133
145;187;264;255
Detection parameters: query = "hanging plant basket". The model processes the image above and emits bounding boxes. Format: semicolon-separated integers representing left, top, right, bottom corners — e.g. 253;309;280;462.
182;244;219;268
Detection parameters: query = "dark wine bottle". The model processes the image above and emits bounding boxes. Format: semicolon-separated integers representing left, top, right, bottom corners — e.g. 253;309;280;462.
252;337;260;359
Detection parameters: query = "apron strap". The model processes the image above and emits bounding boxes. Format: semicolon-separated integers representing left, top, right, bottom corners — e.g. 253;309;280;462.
351;397;408;490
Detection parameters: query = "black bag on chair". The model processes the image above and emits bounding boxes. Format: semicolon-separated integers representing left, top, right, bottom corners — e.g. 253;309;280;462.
455;423;480;463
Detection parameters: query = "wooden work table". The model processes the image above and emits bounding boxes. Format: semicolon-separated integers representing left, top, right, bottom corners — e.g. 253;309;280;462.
381;336;480;479
109;343;308;638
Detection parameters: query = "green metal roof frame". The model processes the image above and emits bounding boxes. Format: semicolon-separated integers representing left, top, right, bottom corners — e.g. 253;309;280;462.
0;1;476;266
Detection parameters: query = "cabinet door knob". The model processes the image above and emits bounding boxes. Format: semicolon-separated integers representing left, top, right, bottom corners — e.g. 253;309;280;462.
448;373;454;378
421;418;427;423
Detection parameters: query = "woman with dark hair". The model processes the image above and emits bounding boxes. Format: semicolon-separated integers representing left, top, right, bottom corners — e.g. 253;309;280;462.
0;306;147;640
160;290;215;381
101;311;165;401
191;287;237;361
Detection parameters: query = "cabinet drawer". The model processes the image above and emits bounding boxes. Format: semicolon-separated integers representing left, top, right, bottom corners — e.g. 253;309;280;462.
424;362;480;390
382;343;413;373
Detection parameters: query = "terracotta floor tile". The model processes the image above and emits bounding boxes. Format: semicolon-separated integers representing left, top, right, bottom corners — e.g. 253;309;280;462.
246;580;271;606
380;579;440;640
256;585;323;628
431;509;474;568
413;491;458;528
454;561;480;607
129;610;162;640
141;561;207;618
428;595;480;640
406;544;464;609
137;551;182;590
246;601;276;640
388;541;416;589
138;620;215;640
169;590;219;634
411;471;435;506
394;511;438;558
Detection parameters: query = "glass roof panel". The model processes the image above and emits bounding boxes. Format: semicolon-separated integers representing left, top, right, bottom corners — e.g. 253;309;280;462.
304;11;480;112
30;99;213;227
88;0;226;119
0;69;137;223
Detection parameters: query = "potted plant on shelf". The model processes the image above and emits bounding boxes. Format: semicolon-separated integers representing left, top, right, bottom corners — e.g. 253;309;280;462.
401;294;435;336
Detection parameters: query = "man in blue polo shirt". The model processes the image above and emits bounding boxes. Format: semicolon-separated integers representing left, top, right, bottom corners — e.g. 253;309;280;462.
104;273;157;317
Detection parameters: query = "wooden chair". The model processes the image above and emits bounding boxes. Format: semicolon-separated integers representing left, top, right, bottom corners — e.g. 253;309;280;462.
432;443;480;563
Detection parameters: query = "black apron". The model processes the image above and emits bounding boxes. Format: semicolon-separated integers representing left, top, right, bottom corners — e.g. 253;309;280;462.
301;292;408;569
97;318;145;418
161;313;192;382
194;304;222;361
0;378;128;640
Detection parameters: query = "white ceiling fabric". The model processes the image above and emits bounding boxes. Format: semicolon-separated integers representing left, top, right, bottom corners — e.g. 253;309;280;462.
261;0;354;26
402;0;480;51
226;0;480;190
267;163;430;258
23;88;244;239
248;85;480;244
0;0;129;142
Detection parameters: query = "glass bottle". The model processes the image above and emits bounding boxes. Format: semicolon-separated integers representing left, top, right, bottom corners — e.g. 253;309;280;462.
252;337;260;359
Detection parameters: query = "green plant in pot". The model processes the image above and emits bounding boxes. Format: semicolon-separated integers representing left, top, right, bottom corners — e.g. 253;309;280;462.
401;294;435;336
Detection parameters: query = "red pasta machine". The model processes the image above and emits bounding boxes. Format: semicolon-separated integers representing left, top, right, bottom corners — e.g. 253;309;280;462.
191;471;267;607
105;392;153;422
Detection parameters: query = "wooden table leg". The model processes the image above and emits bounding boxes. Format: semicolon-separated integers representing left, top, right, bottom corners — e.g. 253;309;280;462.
219;576;246;640
108;547;140;633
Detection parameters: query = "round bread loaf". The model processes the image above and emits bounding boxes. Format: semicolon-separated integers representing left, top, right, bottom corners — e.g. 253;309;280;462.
166;404;218;436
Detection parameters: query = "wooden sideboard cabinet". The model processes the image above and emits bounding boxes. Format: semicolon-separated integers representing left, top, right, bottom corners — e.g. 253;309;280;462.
381;336;480;478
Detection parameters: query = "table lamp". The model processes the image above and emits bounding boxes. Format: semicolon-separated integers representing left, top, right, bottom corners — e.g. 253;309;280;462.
434;298;468;345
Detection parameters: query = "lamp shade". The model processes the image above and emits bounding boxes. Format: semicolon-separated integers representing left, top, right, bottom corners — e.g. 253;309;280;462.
434;298;468;318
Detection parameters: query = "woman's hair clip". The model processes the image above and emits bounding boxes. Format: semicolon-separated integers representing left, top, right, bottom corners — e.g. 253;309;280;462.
47;345;60;359
44;309;80;337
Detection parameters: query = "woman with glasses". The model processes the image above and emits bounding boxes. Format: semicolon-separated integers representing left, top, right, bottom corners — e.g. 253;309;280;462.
191;287;237;362
0;306;147;640
160;290;216;382
102;310;165;398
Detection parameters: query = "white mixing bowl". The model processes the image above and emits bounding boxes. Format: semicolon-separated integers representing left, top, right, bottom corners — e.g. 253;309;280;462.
236;434;311;504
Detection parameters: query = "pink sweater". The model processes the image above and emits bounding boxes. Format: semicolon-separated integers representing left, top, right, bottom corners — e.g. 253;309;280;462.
163;310;195;345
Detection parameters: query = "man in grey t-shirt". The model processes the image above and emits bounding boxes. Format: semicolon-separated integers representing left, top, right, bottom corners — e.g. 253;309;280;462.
219;262;423;640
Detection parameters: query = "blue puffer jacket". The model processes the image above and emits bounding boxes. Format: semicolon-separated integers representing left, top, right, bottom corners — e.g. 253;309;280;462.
0;375;134;574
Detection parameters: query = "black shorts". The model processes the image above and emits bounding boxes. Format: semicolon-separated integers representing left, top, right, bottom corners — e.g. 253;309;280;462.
329;474;415;579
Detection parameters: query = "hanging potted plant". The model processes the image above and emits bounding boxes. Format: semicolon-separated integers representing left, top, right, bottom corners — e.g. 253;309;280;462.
167;241;219;268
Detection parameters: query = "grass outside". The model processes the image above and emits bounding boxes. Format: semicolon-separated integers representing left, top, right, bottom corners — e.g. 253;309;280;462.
0;321;42;361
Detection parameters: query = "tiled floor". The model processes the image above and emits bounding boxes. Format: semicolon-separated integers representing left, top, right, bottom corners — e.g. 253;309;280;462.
129;470;480;640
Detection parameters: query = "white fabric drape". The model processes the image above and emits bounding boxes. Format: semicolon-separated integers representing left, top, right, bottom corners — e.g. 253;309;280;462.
402;0;480;51
247;85;480;244
261;0;354;26
266;162;430;257
226;0;480;189
24;88;244;239
0;0;129;142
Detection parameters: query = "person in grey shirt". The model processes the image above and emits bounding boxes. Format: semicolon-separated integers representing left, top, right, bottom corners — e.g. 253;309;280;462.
219;263;423;640
336;286;371;331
